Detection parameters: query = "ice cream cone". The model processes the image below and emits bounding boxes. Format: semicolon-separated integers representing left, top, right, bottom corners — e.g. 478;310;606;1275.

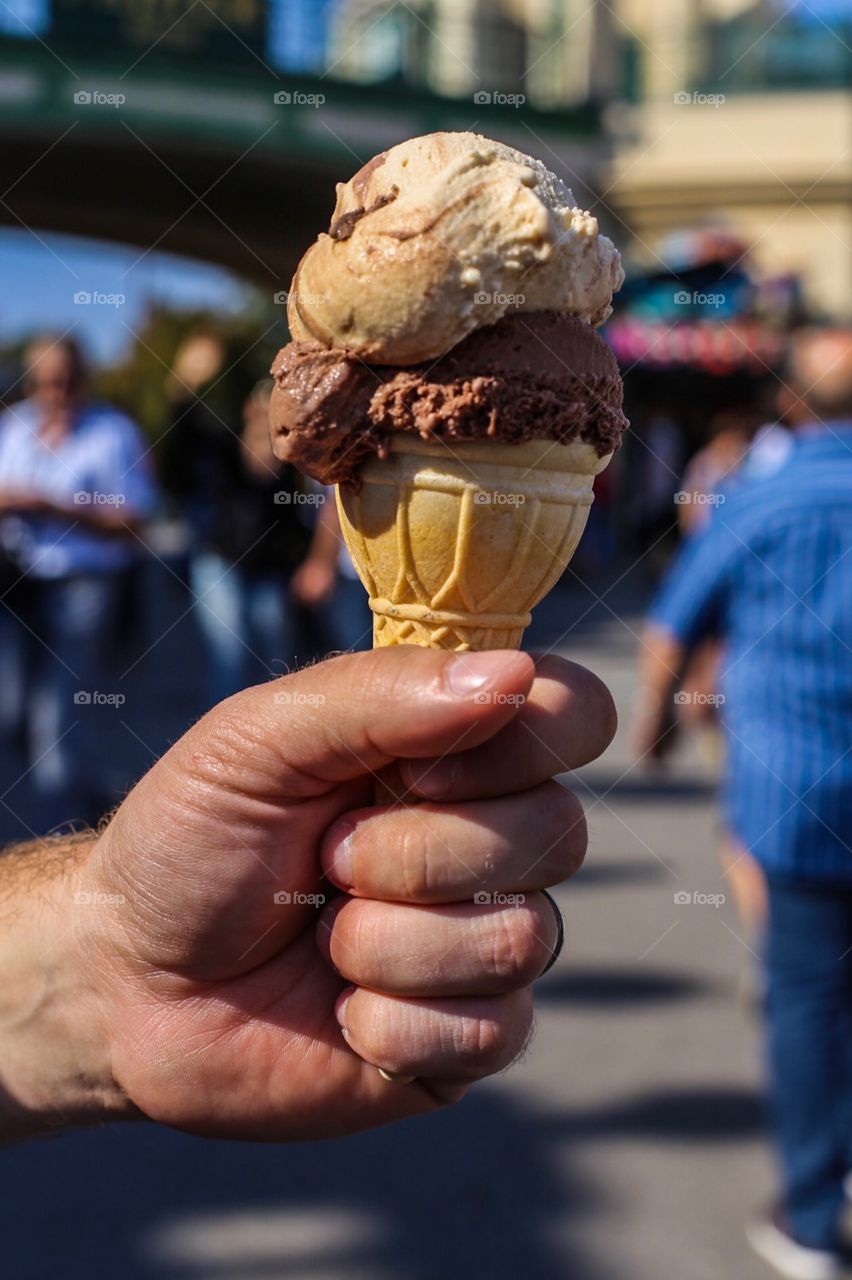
336;435;611;653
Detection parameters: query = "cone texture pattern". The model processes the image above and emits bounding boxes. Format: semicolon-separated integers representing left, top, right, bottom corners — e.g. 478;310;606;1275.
337;436;610;652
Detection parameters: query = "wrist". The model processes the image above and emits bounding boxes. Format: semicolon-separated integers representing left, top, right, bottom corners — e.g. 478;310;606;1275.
0;835;140;1141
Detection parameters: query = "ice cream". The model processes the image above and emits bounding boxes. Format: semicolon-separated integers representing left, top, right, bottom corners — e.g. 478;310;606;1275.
286;131;623;366
269;131;627;651
270;312;626;487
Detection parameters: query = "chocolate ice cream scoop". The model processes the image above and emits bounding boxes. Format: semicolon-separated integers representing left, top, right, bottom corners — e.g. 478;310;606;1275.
270;312;626;487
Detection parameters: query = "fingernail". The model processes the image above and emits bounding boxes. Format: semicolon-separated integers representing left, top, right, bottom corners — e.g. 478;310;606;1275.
335;986;356;1039
325;825;354;889
445;651;517;697
315;897;346;970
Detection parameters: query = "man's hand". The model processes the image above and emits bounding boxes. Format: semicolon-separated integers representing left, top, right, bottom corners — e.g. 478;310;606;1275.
0;490;50;515
290;556;336;607
632;693;679;764
632;625;686;766
0;647;615;1144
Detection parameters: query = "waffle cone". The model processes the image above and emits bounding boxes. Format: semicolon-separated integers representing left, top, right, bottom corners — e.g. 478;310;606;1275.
336;435;611;652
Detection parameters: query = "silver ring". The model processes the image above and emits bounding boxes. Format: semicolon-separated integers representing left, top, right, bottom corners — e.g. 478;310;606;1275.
540;890;565;975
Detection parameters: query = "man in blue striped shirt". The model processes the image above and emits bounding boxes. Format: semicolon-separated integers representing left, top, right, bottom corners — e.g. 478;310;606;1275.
635;329;852;1279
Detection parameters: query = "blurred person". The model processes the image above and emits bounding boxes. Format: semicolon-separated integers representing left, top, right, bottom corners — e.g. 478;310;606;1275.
677;409;759;536
0;335;156;830
623;406;684;578
676;409;793;946
163;338;339;702
742;418;794;482
678;408;793;537
328;545;375;651
633;328;852;1279
308;493;374;654
673;410;759;753
0;647;615;1144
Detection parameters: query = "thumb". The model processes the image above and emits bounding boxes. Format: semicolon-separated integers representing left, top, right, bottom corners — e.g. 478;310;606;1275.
85;647;535;979
210;646;536;795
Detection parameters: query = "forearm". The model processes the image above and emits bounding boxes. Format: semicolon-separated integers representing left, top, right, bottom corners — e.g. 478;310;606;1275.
0;834;137;1143
60;505;143;537
308;497;343;567
637;625;685;715
632;625;687;760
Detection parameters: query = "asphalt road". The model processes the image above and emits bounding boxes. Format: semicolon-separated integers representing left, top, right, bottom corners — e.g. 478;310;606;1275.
1;566;777;1280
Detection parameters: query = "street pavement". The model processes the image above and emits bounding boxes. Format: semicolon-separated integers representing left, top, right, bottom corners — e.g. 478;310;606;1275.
1;568;778;1280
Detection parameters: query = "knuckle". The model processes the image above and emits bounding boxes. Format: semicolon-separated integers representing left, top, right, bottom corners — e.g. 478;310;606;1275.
538;656;618;762
352;995;394;1062
398;820;434;901
579;667;618;755
485;909;544;986
450;994;532;1072
540;787;588;881
451;1011;507;1066
331;901;377;981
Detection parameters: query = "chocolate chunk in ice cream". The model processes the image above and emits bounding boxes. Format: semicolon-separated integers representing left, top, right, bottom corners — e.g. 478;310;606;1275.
269;312;626;487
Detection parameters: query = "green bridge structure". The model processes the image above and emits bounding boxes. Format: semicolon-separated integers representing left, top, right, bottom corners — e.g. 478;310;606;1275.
0;26;603;291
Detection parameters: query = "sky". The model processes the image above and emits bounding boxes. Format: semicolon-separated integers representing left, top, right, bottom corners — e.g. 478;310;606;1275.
0;1;326;366
0;230;256;365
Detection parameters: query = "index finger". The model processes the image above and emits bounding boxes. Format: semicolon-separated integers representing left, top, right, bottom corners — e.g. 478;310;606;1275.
400;656;617;801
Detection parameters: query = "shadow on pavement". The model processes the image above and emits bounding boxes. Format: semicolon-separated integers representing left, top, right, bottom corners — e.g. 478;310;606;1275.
574;775;718;803
536;967;713;1007
554;1086;764;1144
2;1089;611;1280
571;858;669;887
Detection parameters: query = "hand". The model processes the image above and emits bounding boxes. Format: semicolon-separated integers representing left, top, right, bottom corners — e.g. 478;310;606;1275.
3;648;615;1143
0;491;49;516
290;556;336;606
632;696;678;765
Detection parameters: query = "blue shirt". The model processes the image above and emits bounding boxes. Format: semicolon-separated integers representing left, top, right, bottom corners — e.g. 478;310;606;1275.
651;424;852;883
0;399;157;578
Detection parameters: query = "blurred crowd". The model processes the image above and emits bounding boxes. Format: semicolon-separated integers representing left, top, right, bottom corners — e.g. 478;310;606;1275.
632;327;852;1277
0;330;370;831
1;315;851;1275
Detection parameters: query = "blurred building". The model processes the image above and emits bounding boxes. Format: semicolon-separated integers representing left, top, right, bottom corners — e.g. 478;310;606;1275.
606;0;852;318
327;0;618;107
0;0;847;313
326;0;852;317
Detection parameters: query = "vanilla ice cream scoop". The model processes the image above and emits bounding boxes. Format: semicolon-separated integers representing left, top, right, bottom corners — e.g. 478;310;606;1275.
287;131;624;366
